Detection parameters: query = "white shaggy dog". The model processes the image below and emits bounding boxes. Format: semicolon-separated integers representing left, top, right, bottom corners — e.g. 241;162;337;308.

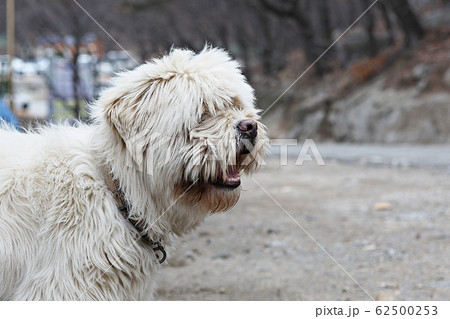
0;47;267;300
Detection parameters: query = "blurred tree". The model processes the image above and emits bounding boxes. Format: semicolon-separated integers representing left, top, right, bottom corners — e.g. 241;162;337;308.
385;0;424;48
378;1;395;47
260;0;329;76
362;0;378;57
317;0;332;48
117;0;173;61
252;1;288;76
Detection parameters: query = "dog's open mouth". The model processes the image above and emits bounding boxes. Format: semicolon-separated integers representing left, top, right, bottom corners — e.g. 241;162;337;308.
212;169;241;189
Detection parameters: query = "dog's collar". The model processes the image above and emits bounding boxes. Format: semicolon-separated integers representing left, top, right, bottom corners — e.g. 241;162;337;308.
100;164;166;264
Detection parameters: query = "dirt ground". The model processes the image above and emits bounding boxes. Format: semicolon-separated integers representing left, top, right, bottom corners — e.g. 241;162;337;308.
155;158;449;300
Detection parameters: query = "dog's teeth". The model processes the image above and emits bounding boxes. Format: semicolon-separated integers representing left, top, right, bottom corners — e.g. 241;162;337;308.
225;175;240;182
224;169;240;182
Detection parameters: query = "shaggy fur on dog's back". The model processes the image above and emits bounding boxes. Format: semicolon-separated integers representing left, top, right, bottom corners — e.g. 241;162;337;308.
0;47;267;300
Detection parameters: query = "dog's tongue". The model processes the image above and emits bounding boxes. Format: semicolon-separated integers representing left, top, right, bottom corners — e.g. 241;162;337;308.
222;169;241;188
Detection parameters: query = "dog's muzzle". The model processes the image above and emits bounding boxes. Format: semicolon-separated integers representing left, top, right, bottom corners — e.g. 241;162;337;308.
237;119;258;155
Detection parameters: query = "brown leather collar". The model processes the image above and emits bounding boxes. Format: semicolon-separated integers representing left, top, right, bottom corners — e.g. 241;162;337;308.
100;164;166;263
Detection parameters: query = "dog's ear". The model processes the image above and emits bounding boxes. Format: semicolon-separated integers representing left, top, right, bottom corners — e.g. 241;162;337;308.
104;96;131;139
103;93;152;172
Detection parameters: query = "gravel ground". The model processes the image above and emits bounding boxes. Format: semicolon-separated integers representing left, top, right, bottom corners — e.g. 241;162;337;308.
155;157;450;300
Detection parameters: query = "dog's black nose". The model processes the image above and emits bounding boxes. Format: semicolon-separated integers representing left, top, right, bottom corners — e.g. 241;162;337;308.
237;119;258;140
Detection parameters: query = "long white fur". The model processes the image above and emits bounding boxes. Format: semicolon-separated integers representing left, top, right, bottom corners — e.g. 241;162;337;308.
0;47;267;300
